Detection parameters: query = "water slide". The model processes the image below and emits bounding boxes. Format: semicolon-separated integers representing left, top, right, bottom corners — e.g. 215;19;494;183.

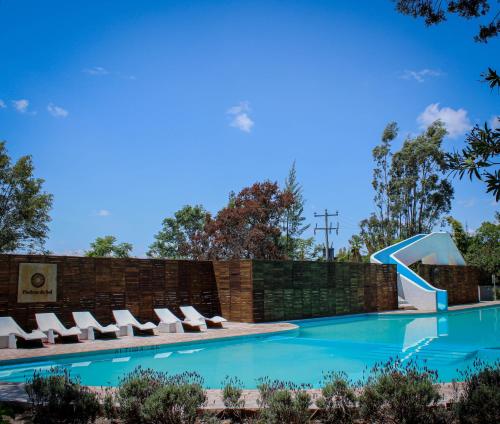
371;232;466;312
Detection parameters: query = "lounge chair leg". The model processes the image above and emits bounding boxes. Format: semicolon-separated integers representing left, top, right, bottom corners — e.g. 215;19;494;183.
119;325;133;337
8;334;17;349
47;329;55;344
80;328;95;341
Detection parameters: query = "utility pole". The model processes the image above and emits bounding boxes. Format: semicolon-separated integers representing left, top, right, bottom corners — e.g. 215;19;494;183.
314;209;339;261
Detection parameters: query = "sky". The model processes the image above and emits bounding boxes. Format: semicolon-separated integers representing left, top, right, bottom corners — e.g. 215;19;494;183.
1;0;498;256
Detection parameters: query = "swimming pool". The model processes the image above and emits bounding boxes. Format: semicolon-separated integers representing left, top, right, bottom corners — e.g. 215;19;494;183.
0;306;498;388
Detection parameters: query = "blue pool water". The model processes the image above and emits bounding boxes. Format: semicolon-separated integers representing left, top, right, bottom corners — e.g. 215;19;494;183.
1;306;499;388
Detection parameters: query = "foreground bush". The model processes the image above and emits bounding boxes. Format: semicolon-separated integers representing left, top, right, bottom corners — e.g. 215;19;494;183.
25;368;100;424
115;367;206;424
453;360;500;424
141;372;206;424
221;376;245;422
316;371;358;424
358;360;450;424
257;378;312;424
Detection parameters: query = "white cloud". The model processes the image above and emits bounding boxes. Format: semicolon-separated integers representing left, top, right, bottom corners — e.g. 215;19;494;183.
417;103;471;138
227;101;254;133
12;99;30;113
490;115;499;129
96;209;111;217
0;99;6;109
400;69;443;83
458;198;476;208
83;66;109;76
47;103;69;118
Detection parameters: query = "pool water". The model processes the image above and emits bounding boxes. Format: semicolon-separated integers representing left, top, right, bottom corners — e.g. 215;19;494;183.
1;306;499;388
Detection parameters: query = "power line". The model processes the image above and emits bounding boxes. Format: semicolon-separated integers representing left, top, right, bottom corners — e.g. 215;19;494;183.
313;209;339;261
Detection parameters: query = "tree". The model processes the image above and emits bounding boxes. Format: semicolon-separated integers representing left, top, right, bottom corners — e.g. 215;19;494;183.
205;181;294;259
446;216;471;255
390;121;453;237
359;122;453;253
0;141;53;253
446;71;499;200
85;235;132;258
293;237;323;261
464;213;500;276
282;162;310;259
392;2;500;200
147;205;209;259
393;0;499;42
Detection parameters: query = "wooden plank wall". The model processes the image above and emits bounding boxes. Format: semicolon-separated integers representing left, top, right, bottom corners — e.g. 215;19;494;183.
417;264;481;305
251;261;398;322
0;255;219;330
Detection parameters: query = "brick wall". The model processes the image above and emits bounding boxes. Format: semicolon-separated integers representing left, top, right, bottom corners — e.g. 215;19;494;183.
417;264;480;305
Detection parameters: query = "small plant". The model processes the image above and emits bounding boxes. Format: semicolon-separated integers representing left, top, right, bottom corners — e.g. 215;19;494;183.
453;359;500;423
25;367;100;424
0;404;15;424
316;371;358;424
140;371;207;424
257;377;312;424
222;376;245;421
116;367;167;424
358;359;448;424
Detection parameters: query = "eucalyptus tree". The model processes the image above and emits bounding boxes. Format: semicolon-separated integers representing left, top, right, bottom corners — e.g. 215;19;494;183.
359;122;453;253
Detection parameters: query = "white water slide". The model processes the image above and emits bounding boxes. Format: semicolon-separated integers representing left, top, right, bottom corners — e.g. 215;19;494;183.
370;232;466;312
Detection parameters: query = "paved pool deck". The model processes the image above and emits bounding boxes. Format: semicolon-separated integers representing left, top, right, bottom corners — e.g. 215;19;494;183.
0;321;297;362
379;300;500;315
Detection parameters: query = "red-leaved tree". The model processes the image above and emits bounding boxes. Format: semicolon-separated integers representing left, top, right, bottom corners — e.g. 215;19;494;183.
204;181;294;259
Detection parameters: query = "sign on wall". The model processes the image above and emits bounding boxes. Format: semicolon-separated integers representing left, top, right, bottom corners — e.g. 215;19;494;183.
17;263;57;303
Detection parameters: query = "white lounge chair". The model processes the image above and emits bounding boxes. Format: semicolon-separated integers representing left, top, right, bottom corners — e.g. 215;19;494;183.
180;306;227;329
112;310;157;336
154;308;205;333
35;313;82;344
0;317;48;349
72;312;120;340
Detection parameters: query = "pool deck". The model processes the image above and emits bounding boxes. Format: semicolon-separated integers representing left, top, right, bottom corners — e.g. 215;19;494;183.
0;321;297;362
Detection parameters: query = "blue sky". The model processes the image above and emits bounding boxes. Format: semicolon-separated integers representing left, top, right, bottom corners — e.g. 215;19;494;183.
1;0;498;256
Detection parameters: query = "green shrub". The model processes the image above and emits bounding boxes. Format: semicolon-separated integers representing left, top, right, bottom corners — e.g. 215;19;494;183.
316;371;358;424
221;376;245;421
0;404;14;424
453;360;500;423
358;360;449;424
25;368;100;424
116;367;167;424
140;371;206;424
257;378;312;424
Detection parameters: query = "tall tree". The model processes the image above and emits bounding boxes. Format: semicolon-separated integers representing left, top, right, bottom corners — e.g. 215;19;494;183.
359;122;454;253
282;162;310;259
389;121;453;237
0;141;53;253
85;235;132;258
205;181;294;260
147;205;209;259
